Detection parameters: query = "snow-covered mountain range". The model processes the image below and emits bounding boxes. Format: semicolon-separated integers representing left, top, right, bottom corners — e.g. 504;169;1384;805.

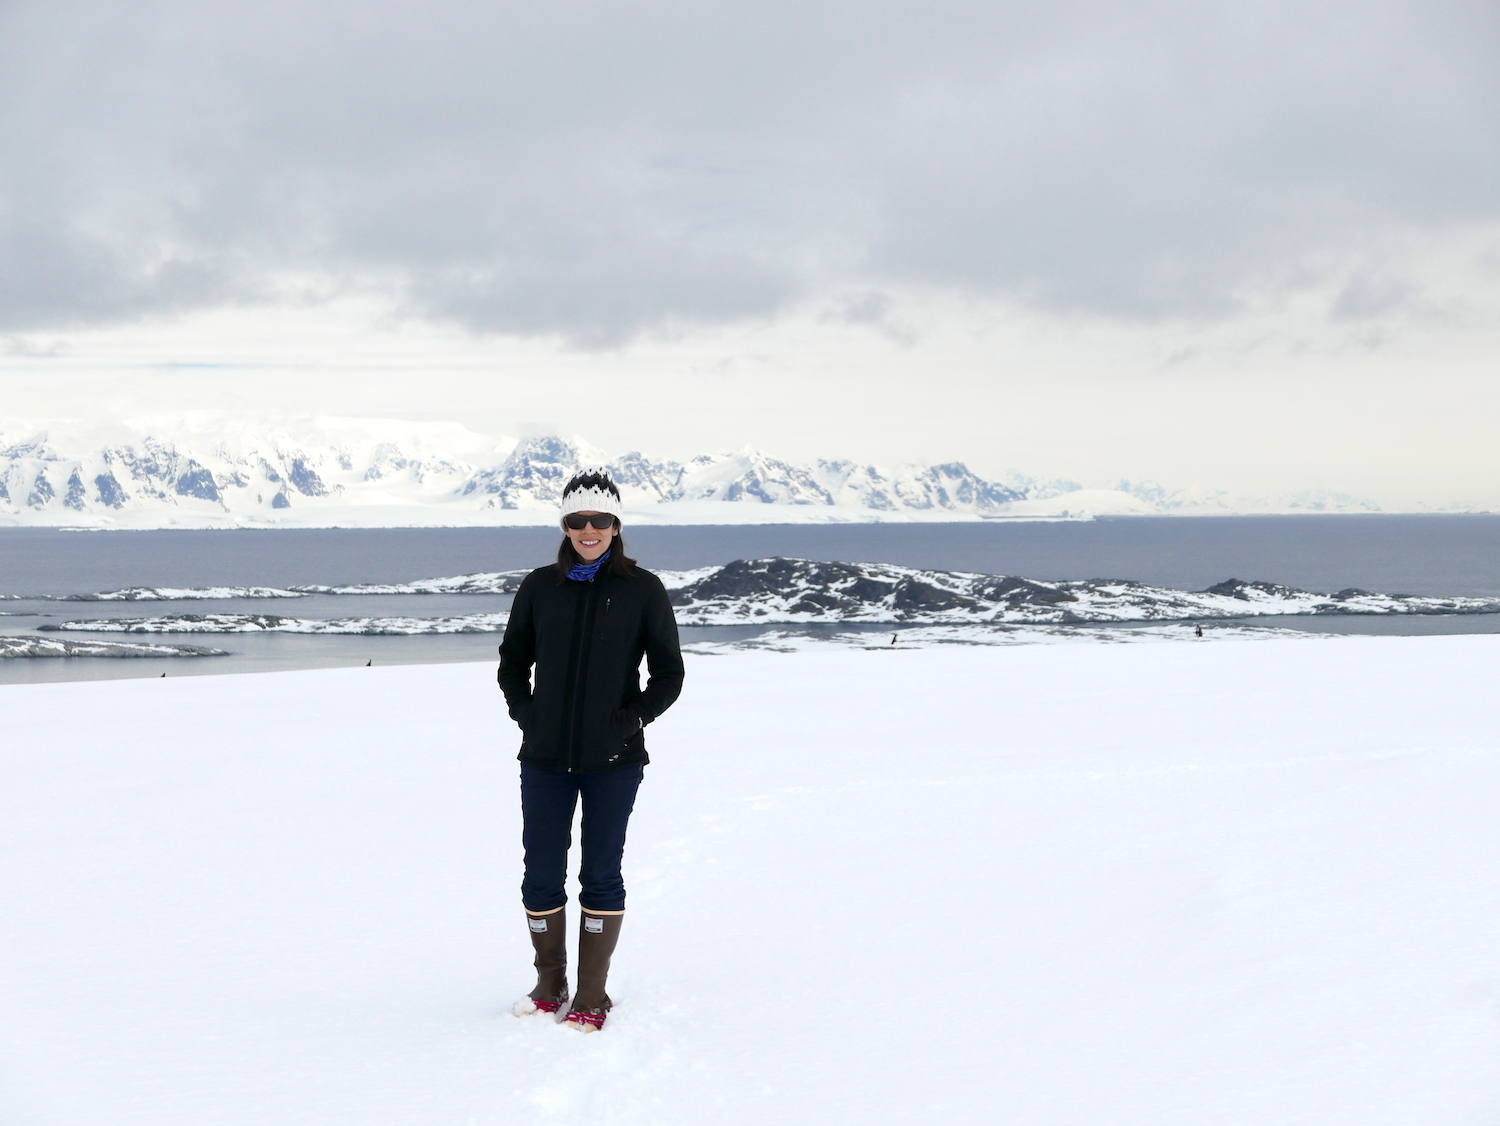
0;417;1402;527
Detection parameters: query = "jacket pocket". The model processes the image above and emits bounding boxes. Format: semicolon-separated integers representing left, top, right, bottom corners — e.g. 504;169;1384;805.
514;700;535;730
609;707;643;744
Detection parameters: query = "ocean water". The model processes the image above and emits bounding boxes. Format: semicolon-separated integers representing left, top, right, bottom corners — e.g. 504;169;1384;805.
2;514;1498;684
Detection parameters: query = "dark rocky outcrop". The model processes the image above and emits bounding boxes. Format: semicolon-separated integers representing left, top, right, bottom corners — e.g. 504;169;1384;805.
94;472;127;508
27;472;54;508
1200;578;1304;601
64;470;88;511
890;579;980;614
666;558;1500;626
971;576;1079;605
288;458;327;496
175;463;221;502
671;558;1083;621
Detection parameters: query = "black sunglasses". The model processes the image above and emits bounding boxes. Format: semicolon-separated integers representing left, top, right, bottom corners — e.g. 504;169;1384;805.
563;513;617;530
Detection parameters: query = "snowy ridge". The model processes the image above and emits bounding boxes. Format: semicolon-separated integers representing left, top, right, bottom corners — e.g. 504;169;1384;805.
44;574;531;600
39;612;511;635
60;585;310;601
34;558;1500;634
296;572;531;596
0;418;1397;527
666;559;1500;625
0;636;227;657
61;569;695;600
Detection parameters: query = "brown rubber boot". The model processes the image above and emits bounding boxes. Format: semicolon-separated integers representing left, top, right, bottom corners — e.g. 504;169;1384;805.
562;910;623;1032
513;907;569;1016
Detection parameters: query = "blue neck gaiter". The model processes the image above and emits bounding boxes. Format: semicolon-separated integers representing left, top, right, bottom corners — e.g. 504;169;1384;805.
567;549;611;582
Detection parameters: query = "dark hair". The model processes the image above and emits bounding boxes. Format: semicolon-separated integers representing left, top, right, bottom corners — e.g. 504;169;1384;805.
554;470;637;582
554;520;638;583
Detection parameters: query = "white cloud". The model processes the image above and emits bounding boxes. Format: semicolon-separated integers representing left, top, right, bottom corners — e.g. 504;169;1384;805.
2;0;1497;340
3;0;1499;506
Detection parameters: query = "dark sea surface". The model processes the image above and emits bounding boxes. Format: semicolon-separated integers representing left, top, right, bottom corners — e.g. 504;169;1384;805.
2;514;1498;684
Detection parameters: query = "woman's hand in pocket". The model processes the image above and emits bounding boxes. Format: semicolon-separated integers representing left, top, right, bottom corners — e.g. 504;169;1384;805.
610;708;643;742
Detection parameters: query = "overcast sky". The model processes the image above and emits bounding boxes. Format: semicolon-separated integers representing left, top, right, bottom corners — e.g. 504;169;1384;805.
2;0;1498;505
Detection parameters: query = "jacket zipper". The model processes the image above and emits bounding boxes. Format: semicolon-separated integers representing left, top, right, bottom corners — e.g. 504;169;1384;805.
564;578;601;773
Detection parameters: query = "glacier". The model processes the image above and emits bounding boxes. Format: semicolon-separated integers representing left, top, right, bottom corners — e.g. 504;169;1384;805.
0;418;1398;528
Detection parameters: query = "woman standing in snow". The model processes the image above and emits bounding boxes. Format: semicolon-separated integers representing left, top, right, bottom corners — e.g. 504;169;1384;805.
497;470;684;1032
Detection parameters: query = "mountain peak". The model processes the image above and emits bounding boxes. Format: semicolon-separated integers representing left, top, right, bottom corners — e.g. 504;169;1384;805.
0;420;1394;527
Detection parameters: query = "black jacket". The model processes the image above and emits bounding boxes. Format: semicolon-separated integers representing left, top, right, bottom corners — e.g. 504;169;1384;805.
497;564;684;773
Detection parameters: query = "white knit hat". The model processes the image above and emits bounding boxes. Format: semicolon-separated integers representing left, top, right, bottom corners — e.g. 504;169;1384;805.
560;471;624;524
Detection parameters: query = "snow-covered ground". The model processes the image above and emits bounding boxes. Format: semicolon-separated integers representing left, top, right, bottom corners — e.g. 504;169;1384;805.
3;637;1499;1124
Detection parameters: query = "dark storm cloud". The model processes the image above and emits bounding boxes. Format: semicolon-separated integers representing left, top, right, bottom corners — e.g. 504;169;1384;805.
1;0;1496;341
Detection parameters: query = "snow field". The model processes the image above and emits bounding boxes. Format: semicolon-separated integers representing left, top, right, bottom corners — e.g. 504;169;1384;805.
2;637;1500;1124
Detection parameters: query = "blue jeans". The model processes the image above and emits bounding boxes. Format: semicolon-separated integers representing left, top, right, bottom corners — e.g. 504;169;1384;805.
520;762;644;913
